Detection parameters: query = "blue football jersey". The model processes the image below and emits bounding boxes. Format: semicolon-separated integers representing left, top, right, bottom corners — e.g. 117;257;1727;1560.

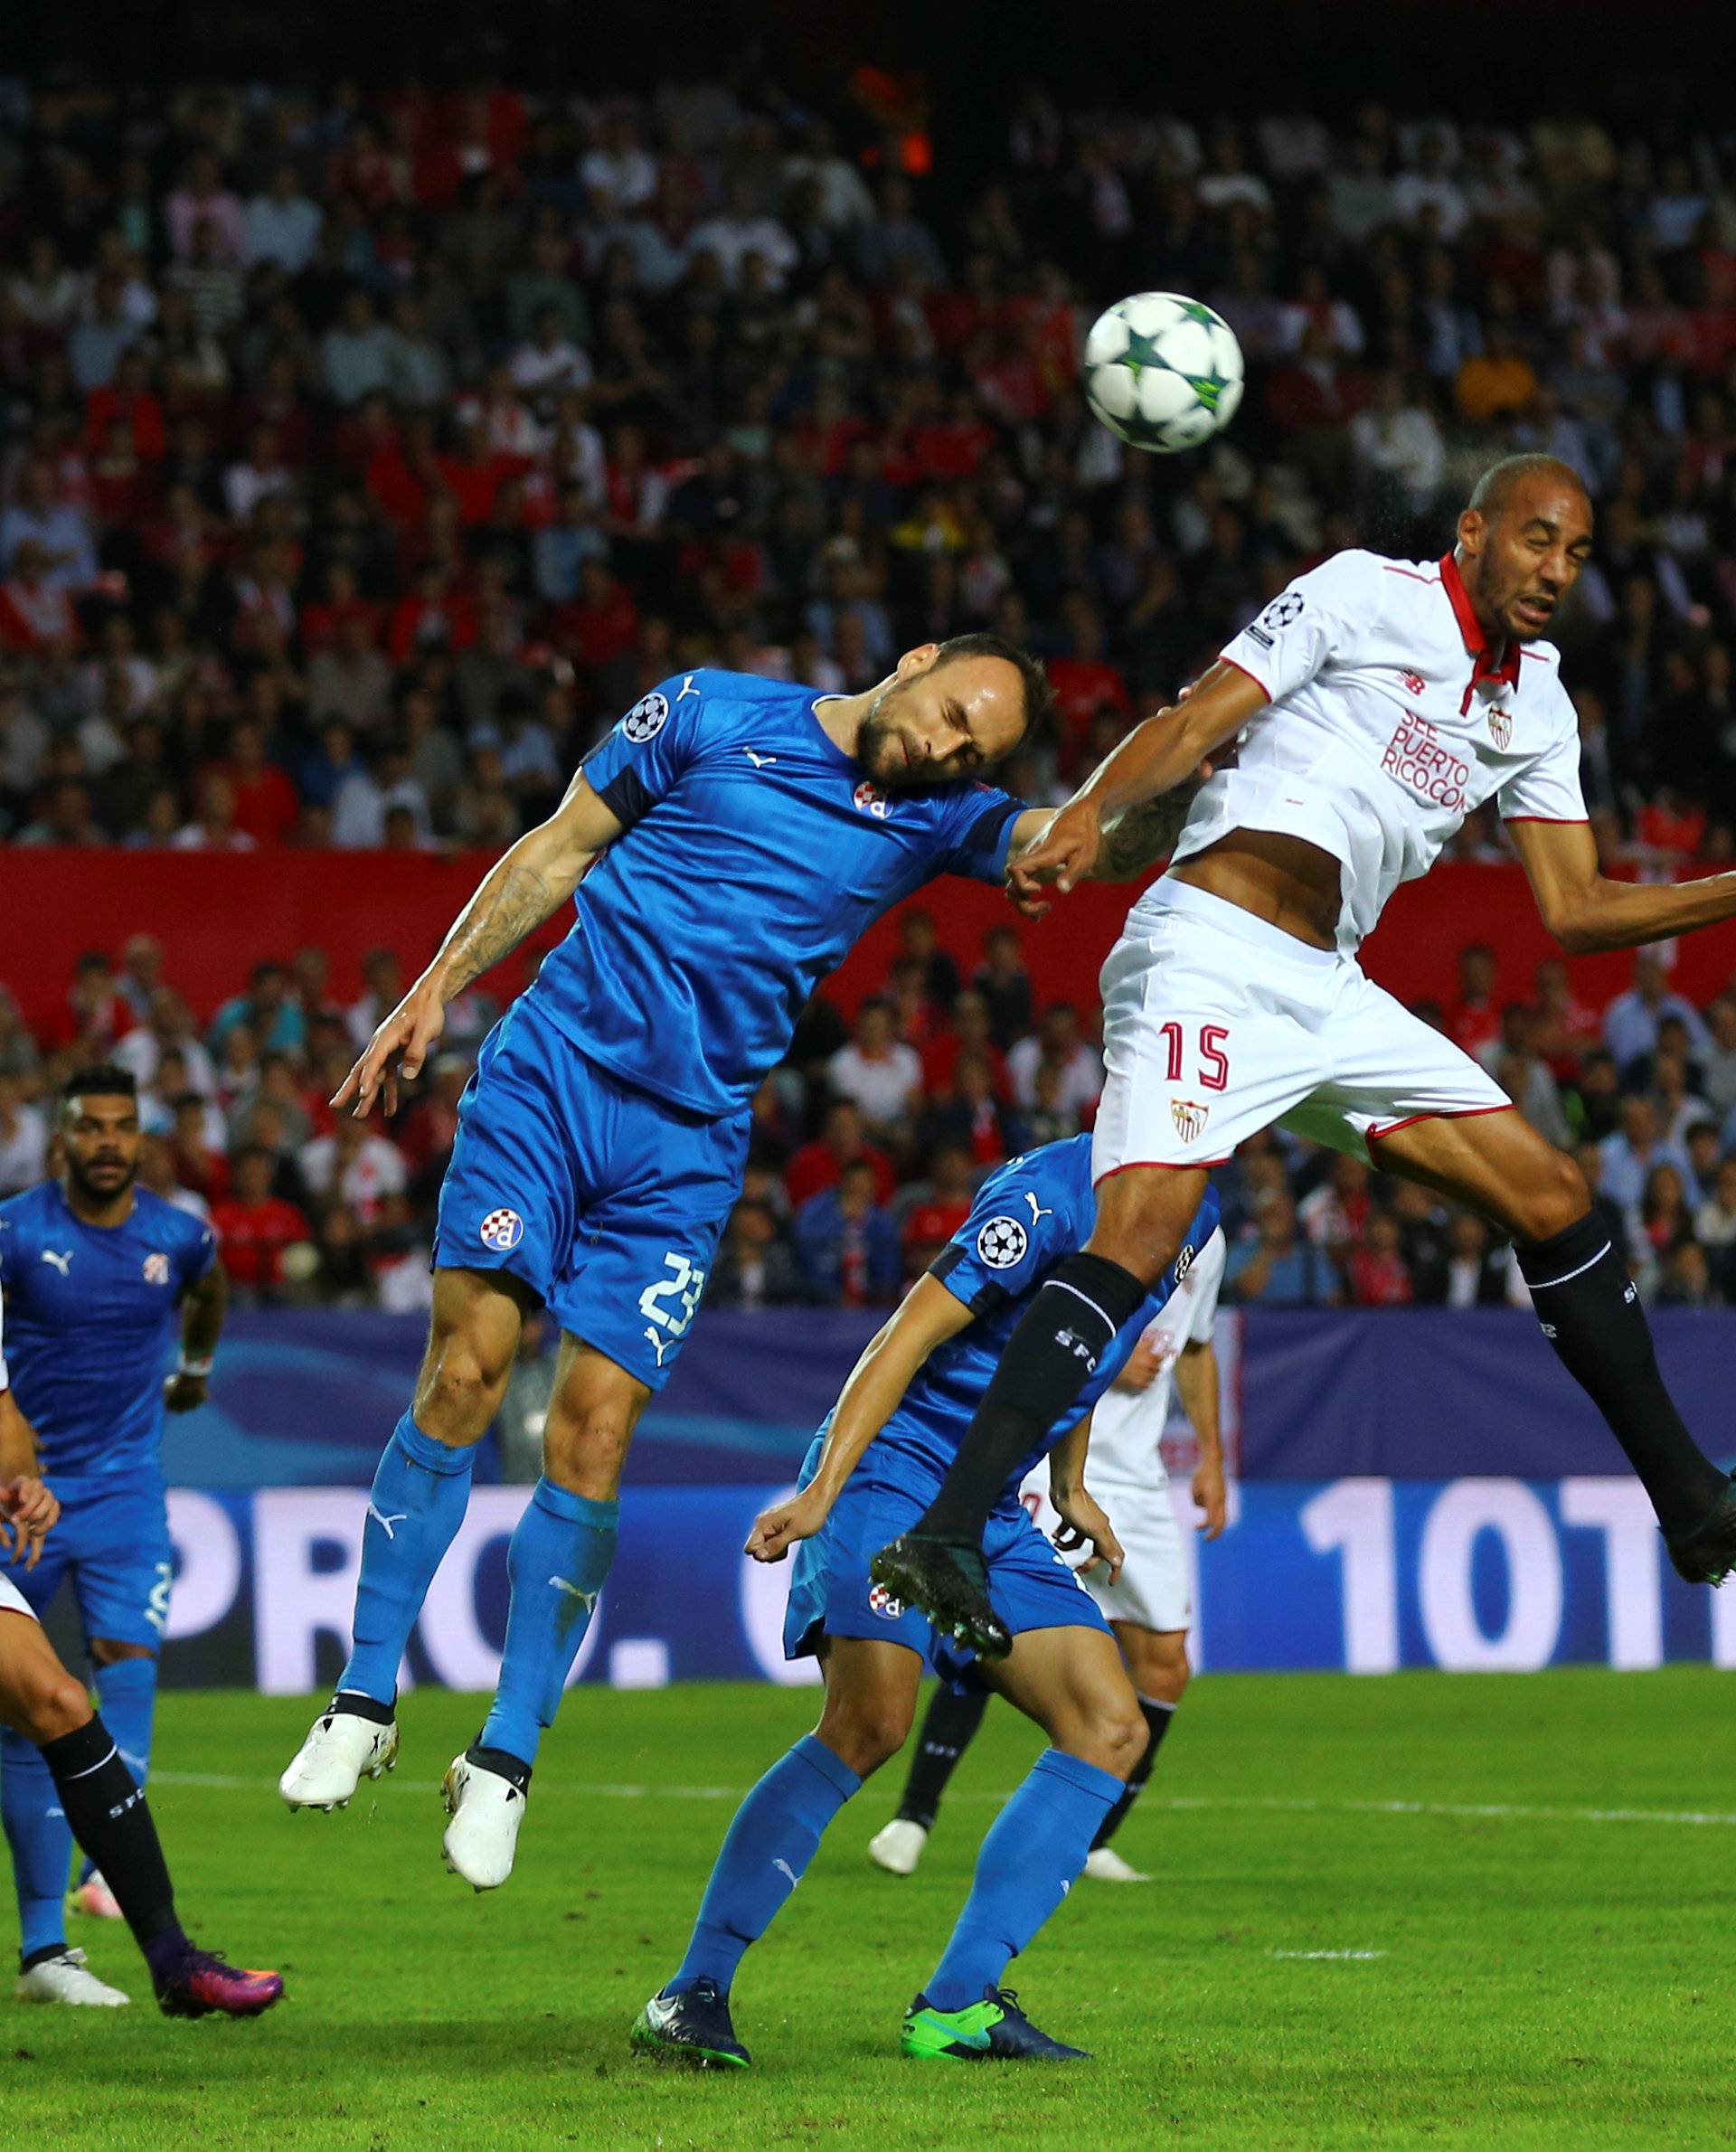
878;1136;1221;1497
0;1182;215;1481
531;671;1024;1118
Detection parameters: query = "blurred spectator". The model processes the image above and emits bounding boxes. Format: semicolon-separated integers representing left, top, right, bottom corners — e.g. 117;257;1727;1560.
826;998;921;1142
1006;1003;1102;1118
209;1145;312;1300
1603;953;1711;1078
0;1076;47;1194
792;1156;901;1307
786;1099;895;1210
1224;1196;1338;1307
708;1199;806;1309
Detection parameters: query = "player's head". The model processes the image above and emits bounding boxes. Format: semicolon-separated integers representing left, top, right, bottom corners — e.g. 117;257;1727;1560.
60;1064;141;1202
856;633;1054;788
1456;456;1592;643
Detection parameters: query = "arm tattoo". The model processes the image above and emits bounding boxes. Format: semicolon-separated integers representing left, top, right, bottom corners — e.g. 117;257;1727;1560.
433;861;559;996
1096;781;1203;880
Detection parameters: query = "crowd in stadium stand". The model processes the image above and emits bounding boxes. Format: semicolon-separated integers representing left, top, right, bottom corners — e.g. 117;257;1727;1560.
3;75;1736;1309
7;923;1736;1315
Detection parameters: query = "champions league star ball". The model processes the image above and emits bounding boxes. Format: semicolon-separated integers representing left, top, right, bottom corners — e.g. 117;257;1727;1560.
1082;291;1244;454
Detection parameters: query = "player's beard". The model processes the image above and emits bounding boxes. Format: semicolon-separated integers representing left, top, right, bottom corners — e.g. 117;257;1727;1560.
67;1152;138;1204
855;679;927;789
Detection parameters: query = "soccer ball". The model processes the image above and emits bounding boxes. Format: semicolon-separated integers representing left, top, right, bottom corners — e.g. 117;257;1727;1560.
1082;292;1244;454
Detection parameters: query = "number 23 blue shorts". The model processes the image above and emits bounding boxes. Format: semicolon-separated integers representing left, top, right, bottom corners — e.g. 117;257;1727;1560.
433;991;750;1390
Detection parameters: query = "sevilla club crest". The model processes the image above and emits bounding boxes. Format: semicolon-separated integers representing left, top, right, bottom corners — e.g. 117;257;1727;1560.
1487;705;1513;750
1171;1099;1211;1145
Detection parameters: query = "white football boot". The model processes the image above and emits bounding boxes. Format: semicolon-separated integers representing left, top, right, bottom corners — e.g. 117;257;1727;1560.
440;1751;527;1890
67;1870;124;1921
16;1948;129;2006
1082;1846;1152;1883
278;1698;400;1811
867;1817;929;1875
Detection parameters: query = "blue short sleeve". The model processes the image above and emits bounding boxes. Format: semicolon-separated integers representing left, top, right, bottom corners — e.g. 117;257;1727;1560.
929;1156;1076;1315
941;786;1024;885
580;675;704;829
177;1213;218;1290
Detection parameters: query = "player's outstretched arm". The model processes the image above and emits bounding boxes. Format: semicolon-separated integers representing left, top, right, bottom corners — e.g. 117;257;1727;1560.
1008;660;1269;903
1174;1338;1228;1541
335;773;626;1118
745;1276;976;1562
1045;1413;1124;1582
165;1258;226;1415
1509;816;1736;957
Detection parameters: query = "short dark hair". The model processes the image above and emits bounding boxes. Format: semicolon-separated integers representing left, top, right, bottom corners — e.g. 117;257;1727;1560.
62;1063;137;1109
1468;454;1590;523
931;631;1057;750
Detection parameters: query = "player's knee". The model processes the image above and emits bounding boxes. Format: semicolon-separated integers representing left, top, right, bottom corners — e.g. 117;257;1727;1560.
542;1400;636;1498
6;1660;92;1747
815;1699;909;1778
1512;1148;1592;1243
1087;1175;1191;1284
1080;1694;1148;1779
419;1329;513;1430
1127;1631;1189;1704
90;1638;155;1670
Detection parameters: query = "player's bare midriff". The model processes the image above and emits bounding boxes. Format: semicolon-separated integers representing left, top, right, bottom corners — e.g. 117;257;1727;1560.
1167;828;1342;950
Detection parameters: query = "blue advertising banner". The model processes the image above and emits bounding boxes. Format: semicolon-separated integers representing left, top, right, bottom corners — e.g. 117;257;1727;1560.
146;1476;1736;1693
161;1307;1736;1490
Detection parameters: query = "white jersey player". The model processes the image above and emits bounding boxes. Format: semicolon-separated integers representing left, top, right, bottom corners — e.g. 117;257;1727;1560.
875;456;1736;1665
870;1227;1228;1885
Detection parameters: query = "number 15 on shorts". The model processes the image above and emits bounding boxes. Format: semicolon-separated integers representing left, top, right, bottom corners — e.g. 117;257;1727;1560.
639;1251;707;1369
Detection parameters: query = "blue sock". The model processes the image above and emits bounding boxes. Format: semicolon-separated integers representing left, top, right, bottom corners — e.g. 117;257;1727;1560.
478;1479;619;1766
924;1748;1122;2012
340;1413;475;1703
667;1735;861;1996
1;1728;72;1963
76;1656;156;1885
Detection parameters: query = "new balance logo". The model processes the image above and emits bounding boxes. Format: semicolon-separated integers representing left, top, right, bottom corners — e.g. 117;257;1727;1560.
41;1250;72;1276
1024;1191;1053;1227
743;749;777;768
367;1504;410;1541
549;1576;600;1609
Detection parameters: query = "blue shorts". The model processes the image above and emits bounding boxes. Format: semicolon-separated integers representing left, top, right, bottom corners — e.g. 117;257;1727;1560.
13;1475;174;1651
433;992;750;1391
783;1435;1110;1689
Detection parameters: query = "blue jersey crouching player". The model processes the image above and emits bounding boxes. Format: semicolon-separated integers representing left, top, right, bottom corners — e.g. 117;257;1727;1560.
633;1136;1219;2068
280;636;1191;1888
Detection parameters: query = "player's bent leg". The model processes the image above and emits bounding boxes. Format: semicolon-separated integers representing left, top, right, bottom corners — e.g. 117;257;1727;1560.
635;1639;920;2069
280;1267;532;1813
870;1683;991;1875
442;1341;646;1890
1376;1111;1735;1568
0;1616;122;2003
73;1642;156;1919
902;1628;1135;2062
879;1167;1207;1661
0;1615;281;2017
1084;1624;1188;1880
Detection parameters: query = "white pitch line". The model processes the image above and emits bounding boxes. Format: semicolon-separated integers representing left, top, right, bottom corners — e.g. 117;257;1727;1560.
150;1772;1736;1829
1269;1949;1388;1961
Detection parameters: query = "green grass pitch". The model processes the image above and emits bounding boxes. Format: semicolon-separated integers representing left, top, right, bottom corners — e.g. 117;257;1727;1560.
6;1669;1734;2150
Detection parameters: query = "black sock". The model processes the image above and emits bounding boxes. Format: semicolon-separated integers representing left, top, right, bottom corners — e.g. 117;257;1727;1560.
1517;1212;1727;1534
1091;1695;1175;1850
916;1252;1149;1541
40;1715;184;1959
895;1685;990;1831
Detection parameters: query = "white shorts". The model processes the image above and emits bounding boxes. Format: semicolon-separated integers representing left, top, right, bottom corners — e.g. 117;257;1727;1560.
1092;877;1512;1175
1019;1468;1192;1633
0;1572;38;1622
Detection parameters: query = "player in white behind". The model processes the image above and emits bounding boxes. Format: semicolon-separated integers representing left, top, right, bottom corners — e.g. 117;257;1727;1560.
870;1229;1226;1882
876;456;1736;1658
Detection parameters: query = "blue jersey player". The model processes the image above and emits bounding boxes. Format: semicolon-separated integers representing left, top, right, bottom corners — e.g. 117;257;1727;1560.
281;634;1190;1885
0;1065;228;2006
632;1136;1220;2068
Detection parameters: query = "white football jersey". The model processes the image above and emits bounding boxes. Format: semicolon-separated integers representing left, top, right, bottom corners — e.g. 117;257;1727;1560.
1085;1226;1226;1487
1171;549;1586;952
